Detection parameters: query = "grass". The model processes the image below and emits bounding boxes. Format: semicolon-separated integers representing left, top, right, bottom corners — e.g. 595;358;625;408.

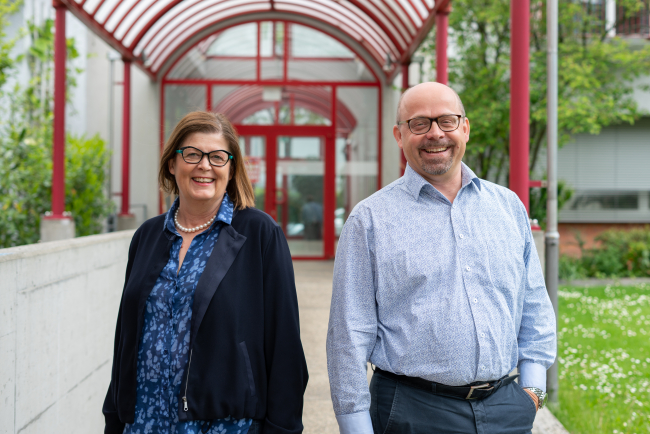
550;283;650;433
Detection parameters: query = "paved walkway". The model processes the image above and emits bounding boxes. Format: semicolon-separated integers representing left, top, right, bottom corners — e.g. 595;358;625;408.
294;260;569;434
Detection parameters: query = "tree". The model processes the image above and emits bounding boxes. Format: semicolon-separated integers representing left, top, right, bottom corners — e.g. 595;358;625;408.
421;0;650;190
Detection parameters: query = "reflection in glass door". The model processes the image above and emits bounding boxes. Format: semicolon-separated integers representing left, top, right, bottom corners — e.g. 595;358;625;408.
239;136;266;213
276;136;324;257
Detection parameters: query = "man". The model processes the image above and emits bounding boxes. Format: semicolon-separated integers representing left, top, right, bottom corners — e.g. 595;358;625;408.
302;195;323;240
326;82;556;434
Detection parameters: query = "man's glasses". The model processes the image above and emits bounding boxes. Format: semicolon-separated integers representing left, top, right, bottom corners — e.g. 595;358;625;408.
176;146;233;167
397;115;463;135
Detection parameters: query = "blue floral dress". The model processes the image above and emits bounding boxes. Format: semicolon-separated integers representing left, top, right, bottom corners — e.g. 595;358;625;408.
124;193;252;434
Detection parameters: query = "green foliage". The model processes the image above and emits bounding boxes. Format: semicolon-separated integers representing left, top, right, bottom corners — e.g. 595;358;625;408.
0;135;52;247
529;179;574;228
0;133;113;247
559;227;650;280
421;0;650;184
0;0;21;87
559;254;587;281
0;17;113;248
553;283;650;433
66;135;113;236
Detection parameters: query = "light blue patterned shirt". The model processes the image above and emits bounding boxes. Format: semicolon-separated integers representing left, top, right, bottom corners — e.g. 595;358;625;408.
124;193;252;434
326;163;556;434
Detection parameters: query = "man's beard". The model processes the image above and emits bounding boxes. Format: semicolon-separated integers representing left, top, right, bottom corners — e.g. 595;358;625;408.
418;140;456;175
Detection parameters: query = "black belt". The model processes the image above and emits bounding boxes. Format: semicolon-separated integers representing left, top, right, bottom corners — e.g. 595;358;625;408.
374;367;519;400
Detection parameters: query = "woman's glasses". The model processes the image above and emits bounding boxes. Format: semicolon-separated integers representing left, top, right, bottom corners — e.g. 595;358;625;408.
176;146;233;167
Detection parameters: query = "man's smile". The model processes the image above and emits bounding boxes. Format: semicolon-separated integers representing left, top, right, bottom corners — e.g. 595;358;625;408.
422;146;450;154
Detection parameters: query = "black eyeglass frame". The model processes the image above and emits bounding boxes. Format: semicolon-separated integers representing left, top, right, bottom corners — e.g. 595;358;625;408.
397;114;464;135
175;146;233;167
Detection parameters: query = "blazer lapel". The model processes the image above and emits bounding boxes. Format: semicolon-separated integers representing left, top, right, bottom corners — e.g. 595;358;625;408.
190;225;247;344
136;230;174;314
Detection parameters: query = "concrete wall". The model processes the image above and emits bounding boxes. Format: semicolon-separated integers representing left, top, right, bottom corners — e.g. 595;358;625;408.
0;231;134;434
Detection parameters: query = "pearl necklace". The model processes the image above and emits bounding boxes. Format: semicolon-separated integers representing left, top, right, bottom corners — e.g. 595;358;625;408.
174;209;215;233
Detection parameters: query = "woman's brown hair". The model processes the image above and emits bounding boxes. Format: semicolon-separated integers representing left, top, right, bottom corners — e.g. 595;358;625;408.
159;111;255;210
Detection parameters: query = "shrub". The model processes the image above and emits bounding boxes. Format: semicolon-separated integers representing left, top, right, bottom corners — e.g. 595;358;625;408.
0;133;51;247
0;133;114;247
558;255;586;281
559;227;650;280
0;17;113;248
66;134;114;236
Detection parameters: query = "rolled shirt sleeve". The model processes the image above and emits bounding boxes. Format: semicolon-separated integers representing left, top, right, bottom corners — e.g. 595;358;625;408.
516;200;557;392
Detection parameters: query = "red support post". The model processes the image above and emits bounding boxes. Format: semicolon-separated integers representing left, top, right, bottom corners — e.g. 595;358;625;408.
509;0;530;213
400;62;410;176
436;3;451;85
323;134;336;259
120;59;131;216
51;1;67;218
323;86;337;259
265;134;278;221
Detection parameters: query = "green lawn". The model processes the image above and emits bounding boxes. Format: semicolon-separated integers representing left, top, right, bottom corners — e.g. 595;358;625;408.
550;283;650;433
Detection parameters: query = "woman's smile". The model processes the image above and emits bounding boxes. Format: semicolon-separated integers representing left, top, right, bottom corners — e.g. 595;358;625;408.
192;177;215;185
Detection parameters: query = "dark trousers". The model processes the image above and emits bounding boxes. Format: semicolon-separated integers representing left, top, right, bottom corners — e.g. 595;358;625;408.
369;370;537;434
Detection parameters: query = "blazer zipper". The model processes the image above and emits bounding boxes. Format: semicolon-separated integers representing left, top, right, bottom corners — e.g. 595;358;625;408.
182;349;193;412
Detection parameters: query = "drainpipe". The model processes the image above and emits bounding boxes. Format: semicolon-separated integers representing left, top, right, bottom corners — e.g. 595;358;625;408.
545;0;560;404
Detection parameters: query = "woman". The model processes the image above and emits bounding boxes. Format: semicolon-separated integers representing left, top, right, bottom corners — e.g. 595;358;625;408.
103;111;308;434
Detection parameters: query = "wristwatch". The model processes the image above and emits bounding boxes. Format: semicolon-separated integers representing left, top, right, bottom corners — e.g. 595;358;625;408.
524;387;548;409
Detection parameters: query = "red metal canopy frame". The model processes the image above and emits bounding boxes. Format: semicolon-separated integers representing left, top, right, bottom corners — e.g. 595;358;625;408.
58;0;444;81
48;0;534;241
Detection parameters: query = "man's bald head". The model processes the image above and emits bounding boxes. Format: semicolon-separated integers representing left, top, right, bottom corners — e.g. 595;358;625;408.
396;82;466;124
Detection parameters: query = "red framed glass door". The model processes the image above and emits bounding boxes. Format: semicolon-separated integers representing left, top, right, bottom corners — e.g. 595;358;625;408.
238;125;335;259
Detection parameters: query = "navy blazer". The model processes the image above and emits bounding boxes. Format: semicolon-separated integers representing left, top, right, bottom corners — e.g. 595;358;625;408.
103;207;308;434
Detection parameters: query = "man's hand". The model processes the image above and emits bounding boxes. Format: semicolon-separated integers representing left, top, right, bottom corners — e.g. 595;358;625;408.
523;388;539;412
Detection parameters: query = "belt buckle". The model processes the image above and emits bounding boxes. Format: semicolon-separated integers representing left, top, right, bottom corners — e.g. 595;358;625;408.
466;383;493;399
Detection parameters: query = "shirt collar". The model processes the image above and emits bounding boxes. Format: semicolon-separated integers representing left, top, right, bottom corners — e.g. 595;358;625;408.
163;192;234;236
403;162;482;201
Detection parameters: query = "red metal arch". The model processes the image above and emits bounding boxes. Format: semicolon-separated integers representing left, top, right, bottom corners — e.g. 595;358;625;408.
147;3;391;74
60;0;440;80
161;18;383;85
212;85;358;132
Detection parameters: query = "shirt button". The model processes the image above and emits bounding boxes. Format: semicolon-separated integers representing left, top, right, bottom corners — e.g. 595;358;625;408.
163;349;169;355
459;234;464;239
481;366;486;370
481;333;486;338
466;266;471;271
473;298;478;303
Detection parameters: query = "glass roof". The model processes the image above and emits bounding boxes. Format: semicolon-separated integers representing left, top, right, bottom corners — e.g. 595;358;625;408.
167;22;375;82
63;0;440;80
